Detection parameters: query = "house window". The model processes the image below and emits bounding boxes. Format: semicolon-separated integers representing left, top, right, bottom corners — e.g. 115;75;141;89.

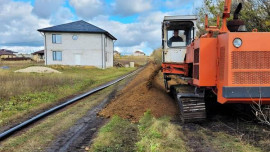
53;51;62;61
52;34;62;43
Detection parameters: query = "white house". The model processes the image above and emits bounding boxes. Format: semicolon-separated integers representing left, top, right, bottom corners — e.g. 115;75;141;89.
38;20;117;68
133;51;146;56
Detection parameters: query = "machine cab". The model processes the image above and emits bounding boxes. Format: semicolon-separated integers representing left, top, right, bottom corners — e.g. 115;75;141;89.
162;16;197;63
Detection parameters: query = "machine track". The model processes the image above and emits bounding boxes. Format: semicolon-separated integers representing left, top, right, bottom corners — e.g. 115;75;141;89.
171;84;206;122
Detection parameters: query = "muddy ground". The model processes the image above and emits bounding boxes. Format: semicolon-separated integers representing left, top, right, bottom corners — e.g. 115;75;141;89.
47;86;120;152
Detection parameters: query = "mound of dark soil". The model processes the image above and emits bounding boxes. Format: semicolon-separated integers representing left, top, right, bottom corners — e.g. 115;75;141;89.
98;63;178;122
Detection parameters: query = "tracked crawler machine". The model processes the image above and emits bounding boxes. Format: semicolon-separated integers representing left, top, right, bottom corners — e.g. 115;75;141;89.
162;0;270;121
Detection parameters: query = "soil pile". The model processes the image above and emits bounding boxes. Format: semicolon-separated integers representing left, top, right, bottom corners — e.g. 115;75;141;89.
99;63;178;122
15;66;61;73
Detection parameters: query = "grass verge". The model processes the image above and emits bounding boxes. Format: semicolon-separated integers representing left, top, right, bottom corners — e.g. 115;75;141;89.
198;128;262;152
0;80;127;152
91;116;138;152
0;65;135;128
91;111;266;152
91;111;188;152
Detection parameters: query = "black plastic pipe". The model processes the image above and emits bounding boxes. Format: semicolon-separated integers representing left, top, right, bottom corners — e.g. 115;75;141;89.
0;67;143;141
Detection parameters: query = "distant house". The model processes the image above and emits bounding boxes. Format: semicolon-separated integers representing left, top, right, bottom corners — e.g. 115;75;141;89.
2;49;17;54
32;50;45;62
0;49;16;59
133;51;146;56
37;20;117;68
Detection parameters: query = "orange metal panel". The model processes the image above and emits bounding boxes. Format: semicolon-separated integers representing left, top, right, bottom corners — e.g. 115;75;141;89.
217;32;270;104
228;32;270;87
217;33;230;104
186;44;194;63
193;38;217;86
162;63;189;76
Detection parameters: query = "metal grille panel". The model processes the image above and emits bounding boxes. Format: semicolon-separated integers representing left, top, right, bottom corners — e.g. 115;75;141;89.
219;47;225;81
193;65;199;80
233;72;270;84
232;51;270;69
194;48;199;63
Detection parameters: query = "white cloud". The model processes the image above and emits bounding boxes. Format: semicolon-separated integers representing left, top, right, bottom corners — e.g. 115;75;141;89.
69;0;104;19
0;0;203;55
88;11;170;55
89;6;197;55
0;0;50;47
32;0;65;19
115;42;149;55
165;0;192;8
112;0;152;16
50;7;74;25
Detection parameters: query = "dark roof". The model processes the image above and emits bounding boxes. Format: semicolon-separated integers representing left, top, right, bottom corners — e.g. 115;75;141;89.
6;50;17;53
37;20;116;40
0;50;15;55
134;51;145;54
0;49;17;53
32;50;44;55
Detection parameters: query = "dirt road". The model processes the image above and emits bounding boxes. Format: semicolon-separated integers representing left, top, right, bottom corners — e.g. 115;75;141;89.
47;87;119;152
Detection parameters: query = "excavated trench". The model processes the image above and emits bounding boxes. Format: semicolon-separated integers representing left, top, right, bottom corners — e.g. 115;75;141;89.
99;62;179;122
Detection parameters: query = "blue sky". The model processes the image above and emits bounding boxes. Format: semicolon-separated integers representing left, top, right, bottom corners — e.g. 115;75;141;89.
0;0;203;55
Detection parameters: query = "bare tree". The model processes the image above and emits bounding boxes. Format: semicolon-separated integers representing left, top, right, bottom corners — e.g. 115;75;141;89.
251;99;270;126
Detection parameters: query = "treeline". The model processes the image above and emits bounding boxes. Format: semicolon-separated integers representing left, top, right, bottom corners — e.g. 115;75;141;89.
151;48;162;64
196;0;270;35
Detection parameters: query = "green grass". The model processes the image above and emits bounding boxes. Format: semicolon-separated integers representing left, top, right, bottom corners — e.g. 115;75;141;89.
91;111;266;152
0;83;124;152
197;128;262;152
0;60;44;70
91;116;138;152
136;111;187;152
91;111;188;152
0;65;135;127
